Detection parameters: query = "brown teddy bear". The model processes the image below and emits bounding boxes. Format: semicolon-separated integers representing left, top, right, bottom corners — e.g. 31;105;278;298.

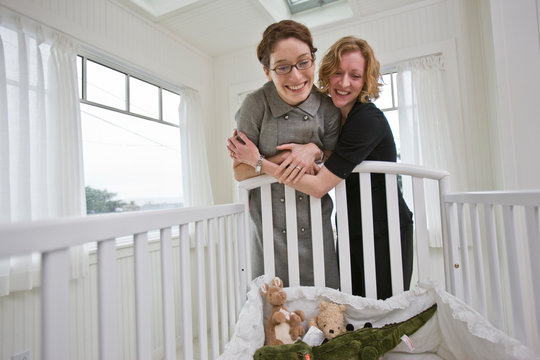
260;277;306;346
308;301;347;341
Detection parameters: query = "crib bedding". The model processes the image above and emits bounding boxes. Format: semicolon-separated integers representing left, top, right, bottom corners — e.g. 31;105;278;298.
219;275;538;360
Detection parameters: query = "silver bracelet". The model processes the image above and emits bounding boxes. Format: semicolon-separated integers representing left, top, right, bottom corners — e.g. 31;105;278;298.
255;154;264;174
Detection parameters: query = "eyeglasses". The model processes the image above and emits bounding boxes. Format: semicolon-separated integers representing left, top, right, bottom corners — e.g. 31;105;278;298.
269;59;314;75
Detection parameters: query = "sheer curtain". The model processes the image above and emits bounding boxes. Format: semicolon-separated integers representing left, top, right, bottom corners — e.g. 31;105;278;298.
179;88;214;207
396;54;467;247
0;8;87;296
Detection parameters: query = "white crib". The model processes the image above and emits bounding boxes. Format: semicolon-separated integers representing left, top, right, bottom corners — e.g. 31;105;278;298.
0;161;538;359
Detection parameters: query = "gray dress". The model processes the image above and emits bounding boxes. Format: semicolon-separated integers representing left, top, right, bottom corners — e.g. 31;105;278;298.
236;81;341;288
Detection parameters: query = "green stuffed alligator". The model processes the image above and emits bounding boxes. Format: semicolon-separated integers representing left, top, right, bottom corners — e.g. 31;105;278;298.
253;303;437;360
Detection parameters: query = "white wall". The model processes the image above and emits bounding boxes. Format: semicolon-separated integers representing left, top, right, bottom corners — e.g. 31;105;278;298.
485;0;540;190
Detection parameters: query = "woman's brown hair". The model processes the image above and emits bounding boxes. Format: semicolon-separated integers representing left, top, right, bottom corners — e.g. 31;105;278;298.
257;20;317;69
318;36;382;103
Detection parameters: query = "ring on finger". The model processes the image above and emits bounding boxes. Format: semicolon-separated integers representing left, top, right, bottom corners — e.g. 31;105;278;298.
295;166;302;170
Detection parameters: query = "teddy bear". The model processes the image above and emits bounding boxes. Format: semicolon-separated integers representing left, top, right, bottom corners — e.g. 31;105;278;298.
308;301;348;341
260;277;306;346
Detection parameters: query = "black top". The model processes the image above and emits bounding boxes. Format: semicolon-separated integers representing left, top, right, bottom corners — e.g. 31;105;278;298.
325;101;412;224
325;101;397;177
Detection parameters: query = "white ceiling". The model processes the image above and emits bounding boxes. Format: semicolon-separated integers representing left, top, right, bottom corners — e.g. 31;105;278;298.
117;0;424;57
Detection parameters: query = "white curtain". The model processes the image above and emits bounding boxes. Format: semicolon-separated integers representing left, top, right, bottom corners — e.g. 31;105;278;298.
179;88;214;207
0;8;87;296
396;54;467;247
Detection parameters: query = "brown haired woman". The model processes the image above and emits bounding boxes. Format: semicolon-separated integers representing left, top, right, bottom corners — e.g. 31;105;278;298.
229;36;413;299
230;20;341;288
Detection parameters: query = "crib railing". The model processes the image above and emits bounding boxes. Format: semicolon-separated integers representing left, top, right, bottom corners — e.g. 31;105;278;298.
445;191;540;352
0;204;246;360
3;167;539;359
237;161;451;299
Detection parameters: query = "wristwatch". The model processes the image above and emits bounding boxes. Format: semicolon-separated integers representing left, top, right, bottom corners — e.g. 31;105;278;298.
315;149;325;164
255;154;264;174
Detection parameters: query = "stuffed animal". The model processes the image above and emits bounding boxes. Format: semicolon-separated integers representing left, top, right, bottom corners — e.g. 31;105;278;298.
289;310;306;340
254;304;438;360
308;301;347;340
260;277;306;346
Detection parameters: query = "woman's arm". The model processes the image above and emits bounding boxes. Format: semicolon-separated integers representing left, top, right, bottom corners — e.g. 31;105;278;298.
231;152;289;181
228;130;321;181
229;132;342;198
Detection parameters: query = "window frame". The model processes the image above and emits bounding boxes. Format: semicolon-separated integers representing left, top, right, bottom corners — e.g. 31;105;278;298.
78;54;181;129
286;0;342;15
77;51;185;216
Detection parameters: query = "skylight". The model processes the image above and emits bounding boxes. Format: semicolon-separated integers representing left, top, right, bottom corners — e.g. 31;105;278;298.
286;0;342;15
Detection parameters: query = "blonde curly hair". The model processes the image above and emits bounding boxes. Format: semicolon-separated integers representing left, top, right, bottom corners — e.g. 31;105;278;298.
318;36;382;103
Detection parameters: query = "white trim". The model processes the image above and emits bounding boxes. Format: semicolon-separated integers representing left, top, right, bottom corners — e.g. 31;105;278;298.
79;46;188;95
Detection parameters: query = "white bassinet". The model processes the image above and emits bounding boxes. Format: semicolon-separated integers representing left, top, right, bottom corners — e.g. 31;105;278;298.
1;162;538;359
220;276;537;359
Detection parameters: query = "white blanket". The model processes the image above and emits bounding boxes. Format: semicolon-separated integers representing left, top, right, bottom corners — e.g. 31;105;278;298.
219;275;538;360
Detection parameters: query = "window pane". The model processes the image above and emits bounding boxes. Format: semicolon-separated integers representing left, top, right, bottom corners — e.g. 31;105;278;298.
384;109;400;156
374;73;393;110
77;56;82;99
86;60;126;109
392;72;398;107
162;89;181;125
129;77;159;119
81;103;183;213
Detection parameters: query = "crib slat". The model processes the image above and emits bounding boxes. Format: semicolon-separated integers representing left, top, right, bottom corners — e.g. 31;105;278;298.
469;203;488;317
207;219;220;359
97;239;118;360
239;187;252;282
217;217;229;351
285;186;300;287
359;173;376;298
309;196;325;287
226;215;237;333
134;232;151;359
261;184;274;276
411;177;429;282
524;205;540;345
386;174;404;295
502;205;528;343
160;228;176;360
233;214;242;316
230;215;243;314
457;203;472;305
42;248;70;360
236;212;248;305
484;204;505;330
179;224;194;360
195;221;209;360
335;181;352;294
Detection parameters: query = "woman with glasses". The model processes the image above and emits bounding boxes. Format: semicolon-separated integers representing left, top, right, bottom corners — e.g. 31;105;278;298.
230;20;341;288
229;36;414;299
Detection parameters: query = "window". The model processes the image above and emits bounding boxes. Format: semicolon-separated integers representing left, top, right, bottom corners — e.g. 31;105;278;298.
77;56;183;214
374;71;401;160
286;0;341;14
